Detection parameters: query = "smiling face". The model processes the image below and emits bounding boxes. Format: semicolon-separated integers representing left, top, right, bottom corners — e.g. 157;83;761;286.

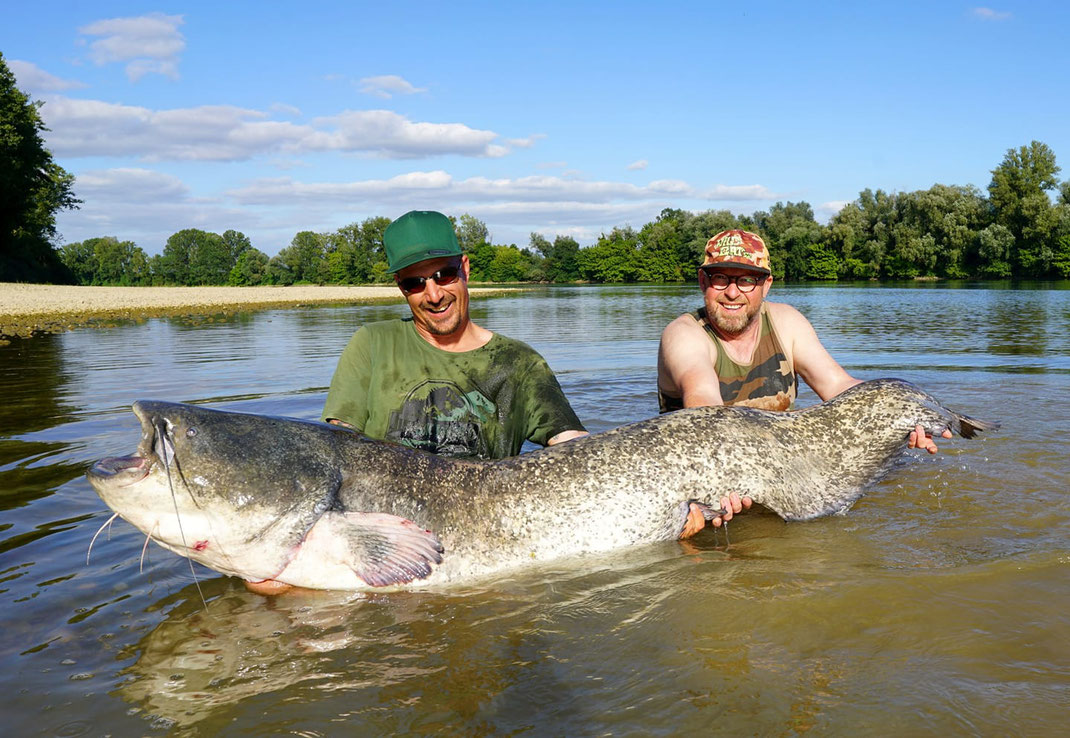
699;266;772;336
396;254;471;340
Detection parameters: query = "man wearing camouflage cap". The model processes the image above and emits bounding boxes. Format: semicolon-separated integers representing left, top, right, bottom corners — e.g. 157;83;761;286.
658;229;949;535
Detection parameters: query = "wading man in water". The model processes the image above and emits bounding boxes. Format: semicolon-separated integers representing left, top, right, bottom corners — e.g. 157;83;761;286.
250;210;598;595
658;229;950;536
322;209;589;459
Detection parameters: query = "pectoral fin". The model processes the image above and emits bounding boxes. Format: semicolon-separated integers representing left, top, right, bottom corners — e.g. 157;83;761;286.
324;511;445;587
272;511;445;589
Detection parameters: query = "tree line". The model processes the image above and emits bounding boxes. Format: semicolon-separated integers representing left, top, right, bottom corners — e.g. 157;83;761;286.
4;55;1069;285
50;140;1070;287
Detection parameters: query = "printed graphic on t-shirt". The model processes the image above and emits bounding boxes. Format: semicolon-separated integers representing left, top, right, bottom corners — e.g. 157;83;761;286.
385;379;496;458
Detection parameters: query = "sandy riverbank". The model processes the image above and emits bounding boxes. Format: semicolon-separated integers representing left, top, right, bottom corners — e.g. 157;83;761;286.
0;283;510;341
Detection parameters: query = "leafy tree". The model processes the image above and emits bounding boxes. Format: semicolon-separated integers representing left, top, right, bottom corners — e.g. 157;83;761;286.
466;241;497;281
0;51;80;282
277;230;328;283
325;223;362;283
1051;233;1070;279
188;231;232;285
94;237;148;285
976;224;1014;278
222;229;252;263
989;140;1061;276
157;229;198;284
530;232;582;282
754;201;826;280
577;227;642;283
486;245;533;282
59;236;149;285
360;216;391;281
677;209;744;270
324;217;390;283
803;243;840;280
885;226;935;279
228;248;270;285
57;239;96;284
157;228;231;285
265;255;294;285
636;218;684;282
456;214;490;253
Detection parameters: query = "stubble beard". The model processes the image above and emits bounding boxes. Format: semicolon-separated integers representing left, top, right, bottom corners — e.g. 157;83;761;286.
417;296;466;336
706;295;761;336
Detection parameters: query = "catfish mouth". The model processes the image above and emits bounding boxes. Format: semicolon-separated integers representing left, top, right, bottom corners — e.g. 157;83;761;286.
88;455;150;486
88;400;169;487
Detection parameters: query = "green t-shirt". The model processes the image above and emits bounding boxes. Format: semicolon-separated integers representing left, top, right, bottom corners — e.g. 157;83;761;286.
322;319;586;459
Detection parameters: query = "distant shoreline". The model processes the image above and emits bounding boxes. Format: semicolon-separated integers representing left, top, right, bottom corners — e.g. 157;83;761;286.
0;283;511;341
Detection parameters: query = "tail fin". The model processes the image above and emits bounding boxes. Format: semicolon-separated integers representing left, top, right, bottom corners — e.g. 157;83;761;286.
954;412;1000;439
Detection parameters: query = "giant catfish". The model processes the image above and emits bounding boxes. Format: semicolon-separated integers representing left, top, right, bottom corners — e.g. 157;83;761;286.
87;379;997;590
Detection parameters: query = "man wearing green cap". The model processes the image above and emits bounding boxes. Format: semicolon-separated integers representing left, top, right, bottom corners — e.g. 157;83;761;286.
322;210;588;460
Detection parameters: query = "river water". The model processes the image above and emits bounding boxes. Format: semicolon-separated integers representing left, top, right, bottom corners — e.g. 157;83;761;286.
2;283;1067;735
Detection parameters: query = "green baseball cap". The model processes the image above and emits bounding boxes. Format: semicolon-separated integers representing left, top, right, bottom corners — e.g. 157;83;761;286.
383;210;462;273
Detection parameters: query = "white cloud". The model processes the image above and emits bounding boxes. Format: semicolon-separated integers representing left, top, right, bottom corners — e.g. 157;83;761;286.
701;184;777;201
224;172;778;236
74;167;190;202
358;75;427;98
58;165;783;252
7;60;87;92
311;110;507;158
971;7;1012;21
627;159;648;171
78;12;186;81
227;172;702;206
56;167;257;250
816;200;852;221
505;134;546;149
269;102;303;117
37;97;517;160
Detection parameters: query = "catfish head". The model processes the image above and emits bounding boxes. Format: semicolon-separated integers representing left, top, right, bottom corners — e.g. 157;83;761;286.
87;401;345;582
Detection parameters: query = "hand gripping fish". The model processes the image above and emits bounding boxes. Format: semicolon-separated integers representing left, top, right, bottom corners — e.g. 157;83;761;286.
87;379;997;590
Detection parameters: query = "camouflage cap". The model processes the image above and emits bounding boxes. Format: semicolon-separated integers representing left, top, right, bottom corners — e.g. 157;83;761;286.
701;230;771;275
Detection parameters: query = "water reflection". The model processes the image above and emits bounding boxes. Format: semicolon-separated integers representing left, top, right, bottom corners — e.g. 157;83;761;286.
0;334;75;437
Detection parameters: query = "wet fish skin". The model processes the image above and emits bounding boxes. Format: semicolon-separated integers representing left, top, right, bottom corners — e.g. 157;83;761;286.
86;379;997;590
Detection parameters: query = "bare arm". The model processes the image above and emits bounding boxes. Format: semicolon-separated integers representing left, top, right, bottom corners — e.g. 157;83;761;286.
657;315;725;408
768;302;860;401
547;429;589;445
658;315;750;533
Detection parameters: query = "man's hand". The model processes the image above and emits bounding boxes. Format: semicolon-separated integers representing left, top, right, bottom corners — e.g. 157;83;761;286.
244;578;294;595
678;492;753;539
908;424;953;454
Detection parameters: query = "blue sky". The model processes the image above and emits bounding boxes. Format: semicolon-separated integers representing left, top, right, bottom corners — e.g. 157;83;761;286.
4;1;1068;256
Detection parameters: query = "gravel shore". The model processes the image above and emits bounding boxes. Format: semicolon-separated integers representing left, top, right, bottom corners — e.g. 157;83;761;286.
0;282;508;341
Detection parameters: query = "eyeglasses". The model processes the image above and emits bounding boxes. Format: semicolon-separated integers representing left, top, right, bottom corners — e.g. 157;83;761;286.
700;269;762;293
397;264;462;295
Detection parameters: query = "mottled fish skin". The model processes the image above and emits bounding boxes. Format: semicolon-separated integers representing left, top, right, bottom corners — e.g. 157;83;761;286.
87;379;997;590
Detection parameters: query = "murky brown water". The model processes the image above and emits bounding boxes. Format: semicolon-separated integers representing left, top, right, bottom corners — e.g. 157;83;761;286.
2;283;1067;735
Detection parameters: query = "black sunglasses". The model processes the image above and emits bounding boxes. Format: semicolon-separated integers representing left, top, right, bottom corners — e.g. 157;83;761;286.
699;268;762;293
398;264;463;295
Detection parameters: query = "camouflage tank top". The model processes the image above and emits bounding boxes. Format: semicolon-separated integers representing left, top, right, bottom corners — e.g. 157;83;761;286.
659;303;798;412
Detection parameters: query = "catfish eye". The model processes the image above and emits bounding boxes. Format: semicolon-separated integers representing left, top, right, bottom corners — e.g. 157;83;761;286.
186;427;198;438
